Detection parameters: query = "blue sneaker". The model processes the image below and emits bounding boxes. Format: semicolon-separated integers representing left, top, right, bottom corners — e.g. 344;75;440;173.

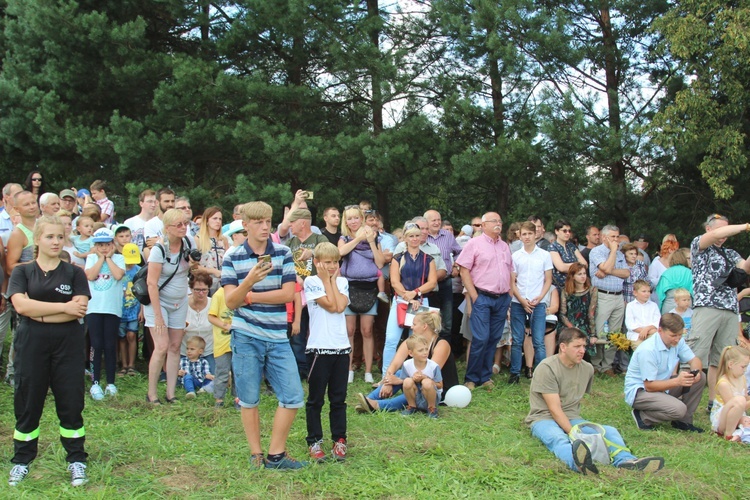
401;406;418;416
90;382;104;401
265;452;308;470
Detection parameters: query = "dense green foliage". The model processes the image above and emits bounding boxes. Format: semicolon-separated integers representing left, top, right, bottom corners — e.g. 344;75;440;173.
1;1;749;243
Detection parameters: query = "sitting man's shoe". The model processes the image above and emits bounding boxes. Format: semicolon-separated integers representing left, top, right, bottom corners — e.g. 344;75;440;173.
464;381;476;391
265;452;308;470
571;439;599;475
618;456;664;473
671;421;703;433
401;406;418;416
508;374;520;385
482;379;495;388
631;409;654;430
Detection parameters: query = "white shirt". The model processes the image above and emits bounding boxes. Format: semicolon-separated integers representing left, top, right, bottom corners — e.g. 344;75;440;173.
143;217;164;240
511;246;553;303
0;209;13;246
304;275;350;350
625;299;661;341
124;214;153;251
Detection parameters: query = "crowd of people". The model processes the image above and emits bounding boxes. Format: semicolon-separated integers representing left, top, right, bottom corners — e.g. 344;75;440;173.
1;176;749;486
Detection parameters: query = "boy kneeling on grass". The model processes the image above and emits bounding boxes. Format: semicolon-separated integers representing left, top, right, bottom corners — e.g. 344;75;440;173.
400;336;443;419
178;336;214;399
304;242;351;462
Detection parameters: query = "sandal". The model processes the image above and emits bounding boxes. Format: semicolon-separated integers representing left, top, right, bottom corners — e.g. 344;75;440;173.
117;368;127;377
356;392;376;413
165;396;179;404
145;395;161;405
127;367;138;376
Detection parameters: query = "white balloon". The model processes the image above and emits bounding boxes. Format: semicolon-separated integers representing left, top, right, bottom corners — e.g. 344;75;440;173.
443;385;472;408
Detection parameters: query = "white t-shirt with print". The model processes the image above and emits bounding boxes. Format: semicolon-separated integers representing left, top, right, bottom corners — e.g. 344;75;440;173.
304;275;350;351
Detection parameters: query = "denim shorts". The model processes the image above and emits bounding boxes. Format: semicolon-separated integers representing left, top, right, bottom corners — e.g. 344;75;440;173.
231;332;304;409
119;320;139;339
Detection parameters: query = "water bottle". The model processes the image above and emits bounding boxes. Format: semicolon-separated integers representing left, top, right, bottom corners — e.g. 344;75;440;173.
603;320;609;338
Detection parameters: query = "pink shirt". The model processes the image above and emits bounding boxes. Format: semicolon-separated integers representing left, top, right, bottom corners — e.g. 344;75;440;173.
455;233;512;294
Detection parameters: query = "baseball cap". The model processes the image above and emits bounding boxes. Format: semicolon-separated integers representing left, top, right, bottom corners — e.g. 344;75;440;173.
59;189;76;200
288;209;311;222
121;243;141;264
92;228;114;243
223;220;245;239
77;188;90;198
113;224;131;235
461;224;474;237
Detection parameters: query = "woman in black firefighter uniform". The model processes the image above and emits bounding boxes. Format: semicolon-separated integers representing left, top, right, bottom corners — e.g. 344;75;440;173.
7;215;90;487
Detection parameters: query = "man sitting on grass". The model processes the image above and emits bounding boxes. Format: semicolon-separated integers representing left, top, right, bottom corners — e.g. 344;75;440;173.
525;327;664;475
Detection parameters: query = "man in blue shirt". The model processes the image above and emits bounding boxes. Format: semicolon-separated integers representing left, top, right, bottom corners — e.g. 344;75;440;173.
624;313;705;433
222;201;307;470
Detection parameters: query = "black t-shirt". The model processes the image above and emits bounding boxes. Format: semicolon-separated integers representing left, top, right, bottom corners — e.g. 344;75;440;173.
8;261;90;328
321;228;341;246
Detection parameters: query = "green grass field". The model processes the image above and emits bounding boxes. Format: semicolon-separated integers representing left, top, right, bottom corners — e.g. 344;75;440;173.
0;361;745;499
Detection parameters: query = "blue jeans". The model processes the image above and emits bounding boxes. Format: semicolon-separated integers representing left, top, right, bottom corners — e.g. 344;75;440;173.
367;370;407;412
382;300;408;376
465;292;511;385
510;301;547;375
231;332;304;409
182;373;211;393
530;418;635;470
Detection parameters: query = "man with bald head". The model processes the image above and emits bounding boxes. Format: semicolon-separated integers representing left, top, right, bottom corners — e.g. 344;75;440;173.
425;210;462;341
455;212;513;389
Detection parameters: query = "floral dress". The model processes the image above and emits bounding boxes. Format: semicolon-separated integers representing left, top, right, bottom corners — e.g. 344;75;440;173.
560;287;598;356
550;241;580;289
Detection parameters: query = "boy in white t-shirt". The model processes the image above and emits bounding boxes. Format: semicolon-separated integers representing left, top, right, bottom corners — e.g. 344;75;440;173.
303;242;350;462
625;280;661;346
401;336;443;419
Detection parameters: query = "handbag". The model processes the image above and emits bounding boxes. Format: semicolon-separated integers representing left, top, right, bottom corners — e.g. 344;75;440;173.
347;280;378;313
568;422;629;465
712;246;749;290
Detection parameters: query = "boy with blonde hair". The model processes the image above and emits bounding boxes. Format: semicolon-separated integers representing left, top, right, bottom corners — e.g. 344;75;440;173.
401;336;443;418
178;336;214;399
625;280;661;346
304;242;350;461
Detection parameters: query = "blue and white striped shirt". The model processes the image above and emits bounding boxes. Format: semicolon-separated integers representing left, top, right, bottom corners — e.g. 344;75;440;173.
221;240;296;342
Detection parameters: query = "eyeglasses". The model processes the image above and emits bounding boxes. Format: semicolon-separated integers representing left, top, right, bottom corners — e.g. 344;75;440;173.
559;229;571;233
192;288;209;293
31;177;42;182
472;224;481;227
170;222;188;228
404;223;418;230
344;205;360;211
177;206;191;211
484;219;502;224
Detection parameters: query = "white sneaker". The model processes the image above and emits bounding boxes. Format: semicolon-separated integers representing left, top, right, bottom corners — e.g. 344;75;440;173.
90;383;104;401
67;462;88;487
347;371;354;384
8;464;29;486
104;384;117;397
364;372;374;383
377;292;389;303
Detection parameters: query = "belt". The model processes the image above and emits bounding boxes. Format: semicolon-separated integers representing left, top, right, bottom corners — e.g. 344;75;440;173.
598;289;622;296
476;288;502;299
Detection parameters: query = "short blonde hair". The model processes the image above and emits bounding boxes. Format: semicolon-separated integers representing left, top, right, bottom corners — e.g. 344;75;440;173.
633;279;650;292
186;336;206;350
162;208;187;246
241;201;272;221
314;242;340;261
673;288;691;301
405;335;429;352
402;222;421;239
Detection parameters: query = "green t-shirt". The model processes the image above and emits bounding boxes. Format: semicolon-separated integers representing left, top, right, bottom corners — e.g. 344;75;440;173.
525;355;594;426
288;233;329;277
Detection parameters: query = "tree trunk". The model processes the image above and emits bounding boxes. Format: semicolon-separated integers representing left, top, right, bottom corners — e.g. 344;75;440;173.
488;54;509;215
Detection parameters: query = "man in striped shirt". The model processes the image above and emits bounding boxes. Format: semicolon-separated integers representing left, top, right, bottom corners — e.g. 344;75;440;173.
222;201;307;470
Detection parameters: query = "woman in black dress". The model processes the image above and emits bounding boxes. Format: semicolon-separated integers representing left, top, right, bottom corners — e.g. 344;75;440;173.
7;215;90;487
